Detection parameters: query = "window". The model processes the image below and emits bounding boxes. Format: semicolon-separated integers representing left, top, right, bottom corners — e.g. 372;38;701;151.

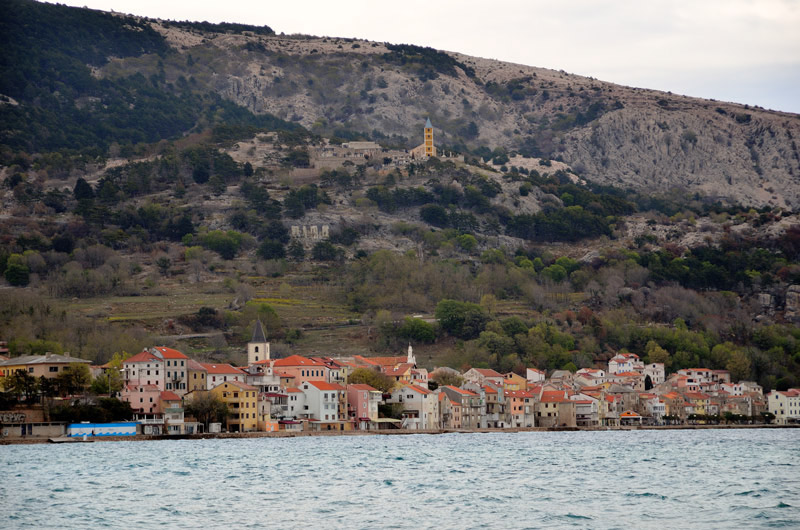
49;366;59;372
28;367;34;373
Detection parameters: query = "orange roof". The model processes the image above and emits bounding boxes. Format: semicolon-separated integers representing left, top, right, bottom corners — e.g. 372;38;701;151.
474;368;504;377
540;390;569;403
286;387;303;393
306;381;344;391
443;385;476;396
404;384;431;395
620;410;641;417
616;371;642;377
348;383;379;392
384;363;413;376
124;350;161;364
273;355;325;367
152;346;188;359
160;391;181;401
482;385;498;394
202;363;245;375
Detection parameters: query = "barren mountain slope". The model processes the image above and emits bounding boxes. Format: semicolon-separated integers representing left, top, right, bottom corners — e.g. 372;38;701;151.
102;21;800;208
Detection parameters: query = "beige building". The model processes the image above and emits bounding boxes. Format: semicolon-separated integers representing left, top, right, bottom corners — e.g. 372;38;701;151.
767;388;800;424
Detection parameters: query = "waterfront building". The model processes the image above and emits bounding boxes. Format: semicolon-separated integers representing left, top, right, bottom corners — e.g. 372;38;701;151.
535;388;577;428
299;380;346;428
387;383;439;430
441;385;482;429
346;383;381;428
767;388;800;425
210;380;258;432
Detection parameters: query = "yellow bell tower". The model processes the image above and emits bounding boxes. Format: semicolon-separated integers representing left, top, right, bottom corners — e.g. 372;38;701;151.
424;117;435;157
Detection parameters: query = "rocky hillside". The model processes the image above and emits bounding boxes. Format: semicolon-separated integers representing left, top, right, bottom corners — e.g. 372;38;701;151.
133;22;800;208
1;0;799;209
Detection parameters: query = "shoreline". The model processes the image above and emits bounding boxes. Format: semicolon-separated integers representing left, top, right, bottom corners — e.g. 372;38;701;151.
2;423;797;445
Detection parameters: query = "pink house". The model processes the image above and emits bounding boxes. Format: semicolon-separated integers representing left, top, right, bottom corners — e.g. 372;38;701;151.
347;383;381;427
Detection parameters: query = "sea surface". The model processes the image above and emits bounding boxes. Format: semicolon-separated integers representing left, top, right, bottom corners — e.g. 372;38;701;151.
2;428;799;529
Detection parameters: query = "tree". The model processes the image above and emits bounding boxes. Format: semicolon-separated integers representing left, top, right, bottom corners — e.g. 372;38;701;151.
430;369;464;388
288;239;305;261
312;241;341;261
185;392;229;430
258;239;286;260
435;299;488;340
397;317;436;343
156;256;171;276
6;369;38;401
4;256;30;286
420;204;449;228
347;367;395;393
55;363;92;396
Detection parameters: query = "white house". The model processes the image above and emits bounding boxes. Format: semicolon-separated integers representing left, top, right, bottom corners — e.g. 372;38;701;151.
300;380;344;422
388;384;439;430
767;388;800;425
608;353;644;375
202;363;247;390
526;368;546;384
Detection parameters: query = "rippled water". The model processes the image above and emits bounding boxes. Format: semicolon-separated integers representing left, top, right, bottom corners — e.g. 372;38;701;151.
2;429;799;529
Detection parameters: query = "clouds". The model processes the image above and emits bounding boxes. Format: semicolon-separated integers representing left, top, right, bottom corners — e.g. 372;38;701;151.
55;0;800;113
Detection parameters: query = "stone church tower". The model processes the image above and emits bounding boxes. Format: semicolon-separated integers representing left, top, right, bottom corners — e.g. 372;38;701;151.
247;320;270;365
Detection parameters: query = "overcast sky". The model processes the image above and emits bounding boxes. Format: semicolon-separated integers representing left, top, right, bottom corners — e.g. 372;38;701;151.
56;0;800;114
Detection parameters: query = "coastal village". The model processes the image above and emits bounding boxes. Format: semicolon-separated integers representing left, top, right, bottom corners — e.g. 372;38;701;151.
1;319;797;441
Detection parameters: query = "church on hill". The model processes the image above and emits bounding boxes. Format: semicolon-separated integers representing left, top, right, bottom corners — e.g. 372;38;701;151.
410;118;436;159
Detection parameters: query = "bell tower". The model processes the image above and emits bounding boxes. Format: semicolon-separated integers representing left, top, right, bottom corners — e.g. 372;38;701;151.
248;319;270;365
424;118;435;157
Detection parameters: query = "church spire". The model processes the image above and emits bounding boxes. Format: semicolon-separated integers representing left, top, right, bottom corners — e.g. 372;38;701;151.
252;319;267;343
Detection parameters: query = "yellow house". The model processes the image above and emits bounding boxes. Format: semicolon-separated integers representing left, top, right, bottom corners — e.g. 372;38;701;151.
503;372;528;391
210;381;258;432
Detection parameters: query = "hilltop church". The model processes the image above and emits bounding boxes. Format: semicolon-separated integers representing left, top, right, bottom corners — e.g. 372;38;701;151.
410;118;436;159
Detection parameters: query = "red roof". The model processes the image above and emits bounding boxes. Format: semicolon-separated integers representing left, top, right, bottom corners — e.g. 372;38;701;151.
202;363;245;375
404;384;430;395
443;385;476;396
285;387;303;393
273;355;325;367
160;391;181;401
348;384;379;392
152;346;188;359
473;368;503;378
540;390;570;403
124;350;161;364
305;381;344;391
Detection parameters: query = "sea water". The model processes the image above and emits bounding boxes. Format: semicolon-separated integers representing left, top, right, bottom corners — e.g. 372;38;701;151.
2;429;799;529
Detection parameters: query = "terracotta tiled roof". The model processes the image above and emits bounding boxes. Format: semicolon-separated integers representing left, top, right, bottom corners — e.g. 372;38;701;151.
152;346;188;359
474;368;504;377
348;384;379;392
124;350;161;364
202;363;245;375
273;355;325;367
160;391;181;401
305;381;344;391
